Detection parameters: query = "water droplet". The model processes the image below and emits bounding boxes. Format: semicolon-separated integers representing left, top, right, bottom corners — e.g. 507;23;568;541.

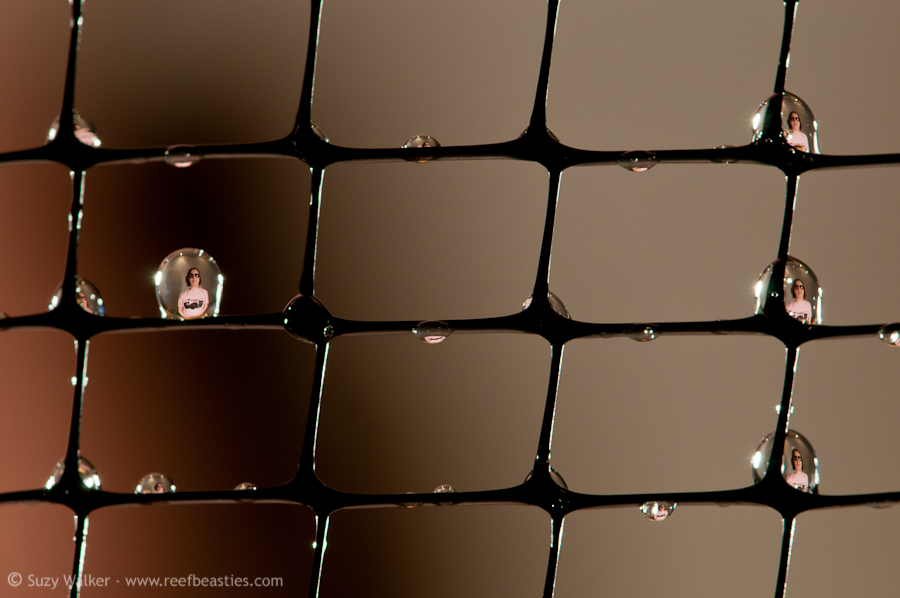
751;91;819;154
518;127;560;142
400;492;424;508
136;473;176;494
433;484;457;494
878;325;900;347
283;294;333;344
234;482;256;491
713;145;737;164
412;321;452;344
617;151;658;172
755;256;822;325
523;466;568;489
626;325;657;342
164;145;201;168
155;248;222;320
640;501;675;521
47;111;101;148
311;123;329;143
50;277;106;316
522;291;571;318
751;429;819;493
404;135;440;162
46;456;101;491
867;501;897;509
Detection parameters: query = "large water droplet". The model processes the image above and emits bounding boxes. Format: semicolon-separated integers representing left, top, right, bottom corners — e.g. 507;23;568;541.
626;325;657;342
413;321;452;344
136;473;176;494
47;111;101;148
751;429;819;493
522;291;571;318
751;91;819;154
46;456;101;491
283;294;333;344
155;248;222;320
617;151;658;172
878;325;900;347
50;277;106;316
640;501;675;521
164;145;201;168
755;256;822;325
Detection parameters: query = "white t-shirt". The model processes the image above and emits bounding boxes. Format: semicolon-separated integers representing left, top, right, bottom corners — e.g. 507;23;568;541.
786;130;809;151
178;287;209;319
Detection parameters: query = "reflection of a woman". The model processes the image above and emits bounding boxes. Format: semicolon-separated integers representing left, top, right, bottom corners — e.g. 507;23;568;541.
785;111;809;152
177;268;210;320
786;280;812;324
785;449;809;492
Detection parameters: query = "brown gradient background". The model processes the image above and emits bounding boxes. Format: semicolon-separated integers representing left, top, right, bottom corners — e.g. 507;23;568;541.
1;0;900;596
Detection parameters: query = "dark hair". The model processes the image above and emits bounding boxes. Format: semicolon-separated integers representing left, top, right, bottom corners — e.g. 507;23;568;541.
185;268;201;286
788;111;801;128
791;279;805;300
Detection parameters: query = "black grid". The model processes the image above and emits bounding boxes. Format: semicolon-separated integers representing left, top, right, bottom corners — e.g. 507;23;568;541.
2;1;900;597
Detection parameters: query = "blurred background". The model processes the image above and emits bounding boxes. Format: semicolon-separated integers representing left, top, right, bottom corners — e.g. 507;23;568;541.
1;0;900;596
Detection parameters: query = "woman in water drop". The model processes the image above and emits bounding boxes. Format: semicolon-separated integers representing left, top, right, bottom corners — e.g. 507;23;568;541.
177;268;210;319
785;448;809;492
785;279;812;324
785;111;809;152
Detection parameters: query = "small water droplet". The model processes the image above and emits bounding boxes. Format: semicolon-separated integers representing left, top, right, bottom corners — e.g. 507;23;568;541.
878;325;900;347
136;473;176;494
404;135;440;162
234;482;256;491
323;324;334;340
867;501;897;509
522;292;570;318
47;111;101;147
523;466;568;489
640;501;675;521
626;325;657;342
412;321;451;344
164;145;201;168
46;456;101;491
617;151;657;172
50;277;106;316
433;485;457;494
713;145;737;164
311;123;329;143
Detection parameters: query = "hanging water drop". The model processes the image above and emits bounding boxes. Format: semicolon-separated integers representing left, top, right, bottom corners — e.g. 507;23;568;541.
413;321;452;344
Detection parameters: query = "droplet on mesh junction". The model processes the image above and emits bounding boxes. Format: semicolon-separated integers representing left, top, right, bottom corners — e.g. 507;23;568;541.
616;151;658;172
311;123;329;143
523;466;569;489
878;325;900;347
626;325;657;342
640;501;675;521
283;294;333;344
155;248;222;320
45;456;101;491
751;429;819;493
164;145;201;168
522;291;571;319
47;111;101;148
755;256;822;325
413;321;452;344
751;91;819;154
517;126;560;142
136;473;176;494
433;484;457;494
404;135;440;162
50;277;106;316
